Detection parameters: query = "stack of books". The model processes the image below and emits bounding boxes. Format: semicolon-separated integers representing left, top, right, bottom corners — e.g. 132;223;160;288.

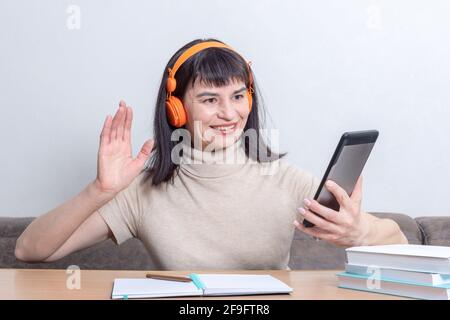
337;244;450;300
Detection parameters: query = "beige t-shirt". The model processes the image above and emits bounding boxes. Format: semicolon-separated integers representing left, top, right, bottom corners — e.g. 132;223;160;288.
97;138;319;270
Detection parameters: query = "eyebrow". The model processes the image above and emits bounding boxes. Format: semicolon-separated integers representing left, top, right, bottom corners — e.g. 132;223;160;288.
195;86;247;98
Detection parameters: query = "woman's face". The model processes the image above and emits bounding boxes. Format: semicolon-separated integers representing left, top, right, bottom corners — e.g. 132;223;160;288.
182;78;250;150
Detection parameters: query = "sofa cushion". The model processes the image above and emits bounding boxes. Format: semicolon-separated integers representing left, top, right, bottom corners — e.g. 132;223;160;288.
0;217;156;270
415;217;450;246
289;233;347;270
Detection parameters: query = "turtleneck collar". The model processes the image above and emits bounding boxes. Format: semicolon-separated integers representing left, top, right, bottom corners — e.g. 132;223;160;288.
179;137;252;178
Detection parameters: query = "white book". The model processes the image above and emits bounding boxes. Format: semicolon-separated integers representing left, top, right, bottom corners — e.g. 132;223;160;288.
111;274;293;299
346;244;450;274
345;263;450;286
337;272;450;300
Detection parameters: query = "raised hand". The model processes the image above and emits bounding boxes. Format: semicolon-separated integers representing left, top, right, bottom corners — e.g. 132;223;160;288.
94;100;154;196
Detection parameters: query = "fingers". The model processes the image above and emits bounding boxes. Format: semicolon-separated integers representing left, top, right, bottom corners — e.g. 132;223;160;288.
350;175;363;204
115;107;126;141
110;106;122;141
109;100;134;142
100;115;112;145
293;220;336;241
297;207;341;234
123;106;133;142
325;180;352;211
303;199;344;225
135;139;155;168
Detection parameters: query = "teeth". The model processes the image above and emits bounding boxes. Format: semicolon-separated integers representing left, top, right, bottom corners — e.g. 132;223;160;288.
212;124;236;131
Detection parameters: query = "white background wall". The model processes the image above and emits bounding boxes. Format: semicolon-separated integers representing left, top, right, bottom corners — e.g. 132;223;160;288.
0;0;449;218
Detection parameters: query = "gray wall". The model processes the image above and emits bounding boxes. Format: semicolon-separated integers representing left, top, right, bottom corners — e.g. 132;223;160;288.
0;0;449;218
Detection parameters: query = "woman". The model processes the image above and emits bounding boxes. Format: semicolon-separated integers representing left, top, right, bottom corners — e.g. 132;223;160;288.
15;38;407;270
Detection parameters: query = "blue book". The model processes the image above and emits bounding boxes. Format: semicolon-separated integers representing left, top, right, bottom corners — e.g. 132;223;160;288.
345;263;450;286
337;271;450;300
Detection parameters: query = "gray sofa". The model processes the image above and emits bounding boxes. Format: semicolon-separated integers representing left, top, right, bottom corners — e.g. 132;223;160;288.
1;212;449;270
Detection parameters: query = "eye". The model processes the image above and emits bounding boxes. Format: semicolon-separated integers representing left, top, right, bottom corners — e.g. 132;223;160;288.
234;94;244;100
203;97;217;104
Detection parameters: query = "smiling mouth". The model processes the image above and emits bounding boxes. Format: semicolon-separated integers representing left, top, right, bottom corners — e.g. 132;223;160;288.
209;123;238;135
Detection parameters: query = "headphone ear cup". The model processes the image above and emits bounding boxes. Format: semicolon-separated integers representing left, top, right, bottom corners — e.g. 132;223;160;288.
166;96;187;127
247;90;253;112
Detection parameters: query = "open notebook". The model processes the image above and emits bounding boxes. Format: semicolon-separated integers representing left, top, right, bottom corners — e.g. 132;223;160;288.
111;274;293;299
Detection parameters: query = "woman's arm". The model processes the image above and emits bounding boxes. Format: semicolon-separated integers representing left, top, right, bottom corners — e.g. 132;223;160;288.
15;101;154;262
294;176;408;248
42;211;112;262
15;181;114;262
360;212;408;246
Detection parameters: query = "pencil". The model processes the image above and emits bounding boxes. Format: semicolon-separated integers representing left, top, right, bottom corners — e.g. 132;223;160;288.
145;273;192;282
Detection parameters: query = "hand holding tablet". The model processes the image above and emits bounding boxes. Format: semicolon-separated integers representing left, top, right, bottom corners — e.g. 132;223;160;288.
294;130;379;247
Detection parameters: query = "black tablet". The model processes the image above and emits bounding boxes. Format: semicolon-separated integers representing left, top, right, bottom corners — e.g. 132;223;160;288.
303;130;379;228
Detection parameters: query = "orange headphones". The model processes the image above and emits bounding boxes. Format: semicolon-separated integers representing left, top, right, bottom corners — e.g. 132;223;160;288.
165;41;254;128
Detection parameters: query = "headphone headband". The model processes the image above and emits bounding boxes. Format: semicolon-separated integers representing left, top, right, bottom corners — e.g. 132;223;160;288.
169;42;230;77
167;41;252;86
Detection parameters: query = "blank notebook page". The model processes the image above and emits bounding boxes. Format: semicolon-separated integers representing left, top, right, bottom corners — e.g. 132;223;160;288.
112;278;202;299
198;274;293;295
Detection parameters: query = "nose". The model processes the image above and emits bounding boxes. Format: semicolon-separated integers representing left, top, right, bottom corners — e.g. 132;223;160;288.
217;101;237;120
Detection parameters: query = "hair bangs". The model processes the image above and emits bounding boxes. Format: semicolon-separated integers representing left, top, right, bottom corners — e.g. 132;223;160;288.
191;48;248;88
